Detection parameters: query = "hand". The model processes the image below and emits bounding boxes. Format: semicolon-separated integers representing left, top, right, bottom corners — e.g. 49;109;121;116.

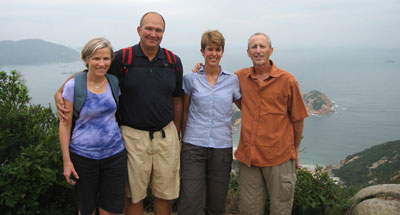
295;151;301;169
192;62;203;74
296;159;301;169
54;90;70;121
63;161;79;185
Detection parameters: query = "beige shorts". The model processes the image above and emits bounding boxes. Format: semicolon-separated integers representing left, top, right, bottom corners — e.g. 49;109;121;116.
121;121;180;203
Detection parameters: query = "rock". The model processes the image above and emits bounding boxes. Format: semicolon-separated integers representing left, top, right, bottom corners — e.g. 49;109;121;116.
352;198;400;215
302;90;335;116
347;184;400;215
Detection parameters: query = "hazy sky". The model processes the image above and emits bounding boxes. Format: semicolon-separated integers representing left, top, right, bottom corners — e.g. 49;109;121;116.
1;0;399;52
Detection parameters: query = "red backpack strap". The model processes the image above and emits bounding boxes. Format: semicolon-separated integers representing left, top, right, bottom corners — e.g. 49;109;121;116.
121;46;133;74
119;46;134;97
163;48;180;72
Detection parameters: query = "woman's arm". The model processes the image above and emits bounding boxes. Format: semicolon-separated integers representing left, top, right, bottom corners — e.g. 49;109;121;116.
181;93;191;141
58;99;79;185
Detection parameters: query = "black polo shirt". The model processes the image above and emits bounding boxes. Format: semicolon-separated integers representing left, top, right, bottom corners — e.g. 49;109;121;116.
108;44;183;131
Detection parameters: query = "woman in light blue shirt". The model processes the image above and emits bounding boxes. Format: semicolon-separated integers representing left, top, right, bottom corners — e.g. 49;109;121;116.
177;30;241;215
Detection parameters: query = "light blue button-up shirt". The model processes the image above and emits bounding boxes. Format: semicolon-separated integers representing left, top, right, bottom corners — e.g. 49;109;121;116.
182;66;241;148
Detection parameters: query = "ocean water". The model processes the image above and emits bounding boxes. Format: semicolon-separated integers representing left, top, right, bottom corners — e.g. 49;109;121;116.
2;48;399;166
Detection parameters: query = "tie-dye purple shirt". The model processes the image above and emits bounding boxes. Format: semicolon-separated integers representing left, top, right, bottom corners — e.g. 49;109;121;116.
63;78;124;160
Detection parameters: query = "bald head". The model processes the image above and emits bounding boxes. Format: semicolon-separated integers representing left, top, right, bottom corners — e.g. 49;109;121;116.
140;12;166;30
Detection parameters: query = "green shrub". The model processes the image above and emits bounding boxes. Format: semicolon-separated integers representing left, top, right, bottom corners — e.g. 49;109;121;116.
0;70;75;215
293;166;356;215
226;171;240;214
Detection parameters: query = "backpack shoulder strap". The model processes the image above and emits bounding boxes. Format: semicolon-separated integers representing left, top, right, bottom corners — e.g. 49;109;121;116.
73;71;88;119
121;46;133;73
163;48;180;73
105;73;119;106
119;47;134;91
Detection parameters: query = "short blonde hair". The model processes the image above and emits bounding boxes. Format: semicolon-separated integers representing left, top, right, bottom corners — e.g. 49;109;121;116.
81;37;114;68
201;30;225;50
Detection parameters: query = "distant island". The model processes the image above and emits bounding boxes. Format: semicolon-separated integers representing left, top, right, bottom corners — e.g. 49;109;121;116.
303;90;335;116
0;39;79;65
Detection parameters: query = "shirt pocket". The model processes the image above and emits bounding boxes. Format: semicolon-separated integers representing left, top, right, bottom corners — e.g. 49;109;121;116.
261;93;288;115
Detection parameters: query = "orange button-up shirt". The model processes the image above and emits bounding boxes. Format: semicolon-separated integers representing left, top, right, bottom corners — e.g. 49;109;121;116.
234;61;308;167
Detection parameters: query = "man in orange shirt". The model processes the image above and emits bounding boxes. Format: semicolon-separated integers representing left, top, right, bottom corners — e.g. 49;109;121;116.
234;33;308;215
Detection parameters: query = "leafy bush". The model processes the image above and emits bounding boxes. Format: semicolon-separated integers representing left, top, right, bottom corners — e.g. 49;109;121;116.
292;166;356;215
0;70;75;215
226;171;240;214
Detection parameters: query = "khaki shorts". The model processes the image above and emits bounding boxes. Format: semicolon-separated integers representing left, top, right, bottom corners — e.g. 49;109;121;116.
121;121;180;203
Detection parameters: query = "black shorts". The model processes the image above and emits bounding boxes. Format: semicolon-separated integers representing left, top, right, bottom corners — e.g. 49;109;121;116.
70;149;127;215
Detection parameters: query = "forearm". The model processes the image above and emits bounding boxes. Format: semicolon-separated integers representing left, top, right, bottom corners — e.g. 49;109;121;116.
181;93;191;140
181;111;188;140
173;97;183;136
59;123;72;163
293;119;304;150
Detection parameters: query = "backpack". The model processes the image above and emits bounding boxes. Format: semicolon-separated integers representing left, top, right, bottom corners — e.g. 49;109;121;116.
71;70;119;133
119;46;180;87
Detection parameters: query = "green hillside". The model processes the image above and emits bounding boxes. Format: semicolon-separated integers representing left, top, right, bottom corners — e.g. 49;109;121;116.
0;39;79;65
332;140;400;188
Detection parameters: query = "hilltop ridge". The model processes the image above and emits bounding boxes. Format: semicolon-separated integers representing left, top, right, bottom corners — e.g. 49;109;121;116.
0;39;79;65
330;140;400;188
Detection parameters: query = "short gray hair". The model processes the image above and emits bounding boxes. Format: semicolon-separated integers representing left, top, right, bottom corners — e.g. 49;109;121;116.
248;33;272;48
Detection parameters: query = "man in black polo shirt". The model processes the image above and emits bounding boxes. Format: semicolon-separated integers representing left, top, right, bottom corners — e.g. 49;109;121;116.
55;12;183;215
109;12;183;215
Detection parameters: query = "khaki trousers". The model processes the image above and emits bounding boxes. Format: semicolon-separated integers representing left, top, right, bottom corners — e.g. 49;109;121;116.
239;160;296;215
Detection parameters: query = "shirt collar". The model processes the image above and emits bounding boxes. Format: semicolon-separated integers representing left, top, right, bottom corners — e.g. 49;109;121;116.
248;60;282;79
134;43;165;60
200;65;228;76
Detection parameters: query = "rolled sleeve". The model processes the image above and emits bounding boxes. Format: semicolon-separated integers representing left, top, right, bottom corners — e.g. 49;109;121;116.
182;73;193;96
289;80;308;122
232;75;241;101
